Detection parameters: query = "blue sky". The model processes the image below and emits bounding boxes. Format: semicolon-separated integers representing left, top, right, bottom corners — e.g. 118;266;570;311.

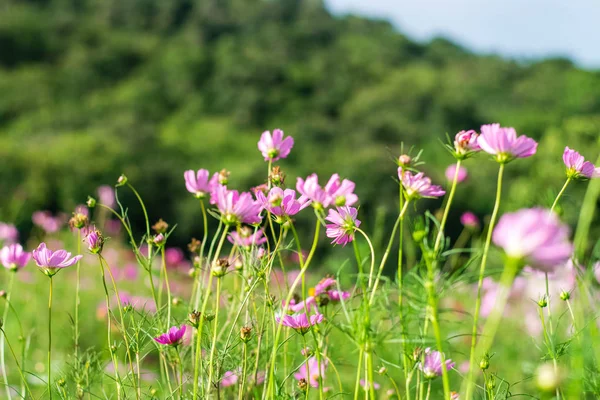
326;0;600;69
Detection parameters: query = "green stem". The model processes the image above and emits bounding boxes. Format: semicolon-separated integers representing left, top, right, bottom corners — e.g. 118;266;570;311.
462;257;519;398
267;219;320;397
47;276;53;400
161;247;172;328
550;177;572;214
1;272;15;400
75;229;81;359
239;342;248;400
176;348;184;398
206;278;222;397
465;163;505;399
0;328;33;399
353;347;364;400
433;159;462;253
98;256;121;399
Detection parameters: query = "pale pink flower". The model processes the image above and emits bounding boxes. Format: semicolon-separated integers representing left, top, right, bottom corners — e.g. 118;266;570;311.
221;370;239;387
493;208;572;272
453;130;480;157
418;348;455;379
257;129;294;162
399;170;445;199
563;146;600;179
97;185;116;207
0;223;18;244
276;312;324;334
228;227;268;249
325;206;360;246
324;174;358;207
184;169;219;199
0;244;30;270
255;187;311;218
32;242;82;276
296;174;331;209
32;211;64;233
477;123;537;163
445;164;467;183
294;356;327;388
214;186;262;225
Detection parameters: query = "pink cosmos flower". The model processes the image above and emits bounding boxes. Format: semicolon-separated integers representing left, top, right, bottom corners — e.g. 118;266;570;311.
418;348;455;379
221;370;239;387
324;174;358;207
214;186;263;225
460;212;479;229
32;242;82;276
360;380;381;390
0;223;18;244
326;290;351;302
445;164;468;183
153;325;187;346
228;227;268;249
184;169;219;199
255;187;311;218
258;129;294;162
0;244;31;271
493;208;572;272
84;227;103;254
453;130;480;157
399;170;446;200
563;146;600;179
296;174;332;209
477;123;537;163
165;248;187;269
276;312;324;335
325;206;361;246
32;211;64;233
97;185;116;208
294;356;327;388
314;277;337;295
283;296;317;313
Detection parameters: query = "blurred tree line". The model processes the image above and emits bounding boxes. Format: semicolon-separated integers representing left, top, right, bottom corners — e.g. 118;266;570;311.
1;0;600;253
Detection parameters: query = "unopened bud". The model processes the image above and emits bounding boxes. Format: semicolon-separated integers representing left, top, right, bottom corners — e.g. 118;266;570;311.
537;297;548;308
297;378;308;392
240;326;252;342
188;311;201;328
188;238;201;253
204;313;215;322
0;291;6;299
152;233;166;246
560;291;570;301
378;366;387;375
480;358;490;371
398;154;412;166
86;196;97;208
172;297;181;306
412;230;426;243
218;169;230;185
212;258;229;277
116;174;128;187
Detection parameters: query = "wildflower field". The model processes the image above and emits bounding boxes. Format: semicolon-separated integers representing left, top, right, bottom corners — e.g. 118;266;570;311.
1;125;600;400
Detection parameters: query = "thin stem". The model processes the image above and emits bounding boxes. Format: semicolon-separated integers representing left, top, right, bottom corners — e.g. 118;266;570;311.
0;328;33;399
462;257;519;398
425;381;432;400
239;342;248;400
206;278;222;397
353;348;364;400
176;348;184;398
1;271;15;400
433;159;462;253
161;247;172;328
465;163;505;399
47;276;53;400
75;229;81;359
550;177;572;213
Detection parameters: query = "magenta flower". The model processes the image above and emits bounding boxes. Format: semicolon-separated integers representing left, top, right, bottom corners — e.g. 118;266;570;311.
399;170;446;200
153;325;187;346
445;164;468;183
324;174;358;207
453;130;480;158
0;223;18;244
314;277;336;295
418;348;455;379
256;187;311;219
258;129;294;162
97;185;115;208
214;186;263;225
221;370;239;387
563;146;600;180
325;206;361;246
32;242;82;276
32;211;64;233
296;174;331;209
276;312;324;335
294;356;327;388
460;212;479;229
228;227;268;249
84;227;103;254
283;296;317;313
493;208;573;272
0;244;31;271
477;123;537;163
326;290;350;302
184;169;219;199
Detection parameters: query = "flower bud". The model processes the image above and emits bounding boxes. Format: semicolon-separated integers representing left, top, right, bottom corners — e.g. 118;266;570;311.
378;366;387;375
560;291;570;301
412;230;426;243
57;378;66;387
486;376;496;390
218;169;230;185
172;297;181;306
152;219;169;234
85;228;104;254
398;154;412;167
188;311;201;328
116;174;128;187
0;291;6;299
69;212;89;230
297;378;308;392
152;233;166;246
269;166;286;187
480;358;490;371
86;196;97;208
537;296;548;308
212;258;229;277
204;313;215;322
240;326;252;342
412;347;422;362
